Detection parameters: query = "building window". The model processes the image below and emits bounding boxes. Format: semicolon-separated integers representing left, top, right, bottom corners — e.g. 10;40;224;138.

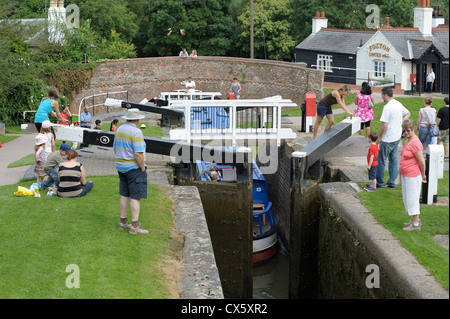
316;54;333;72
373;60;386;78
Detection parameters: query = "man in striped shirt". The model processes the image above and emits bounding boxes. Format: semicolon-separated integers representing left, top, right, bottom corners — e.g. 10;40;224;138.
113;108;149;235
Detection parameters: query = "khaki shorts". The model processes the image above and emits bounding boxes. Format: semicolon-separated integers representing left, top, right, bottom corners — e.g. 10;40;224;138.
439;129;449;146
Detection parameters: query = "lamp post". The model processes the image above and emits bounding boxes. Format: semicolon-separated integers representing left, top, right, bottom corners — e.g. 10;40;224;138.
250;0;254;59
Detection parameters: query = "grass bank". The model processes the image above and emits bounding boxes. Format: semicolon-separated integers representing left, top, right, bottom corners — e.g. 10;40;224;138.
359;171;449;290
0;176;181;298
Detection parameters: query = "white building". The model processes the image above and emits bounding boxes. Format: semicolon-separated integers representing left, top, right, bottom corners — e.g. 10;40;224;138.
295;2;449;94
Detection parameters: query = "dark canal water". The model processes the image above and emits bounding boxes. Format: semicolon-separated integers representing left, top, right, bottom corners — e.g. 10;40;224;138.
252;242;289;299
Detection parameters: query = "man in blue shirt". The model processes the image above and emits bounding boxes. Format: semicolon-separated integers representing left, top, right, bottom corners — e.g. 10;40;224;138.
79;106;92;148
80;106;92;128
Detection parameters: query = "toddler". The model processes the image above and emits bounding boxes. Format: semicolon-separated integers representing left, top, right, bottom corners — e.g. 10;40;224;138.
34;133;48;184
364;131;379;192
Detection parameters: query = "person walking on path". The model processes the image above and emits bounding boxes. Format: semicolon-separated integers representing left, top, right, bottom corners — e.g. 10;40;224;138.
437;97;449;159
376;87;411;189
400;119;426;231
34;87;68;133
313;85;354;139
113;108;149;235
417;97;437;149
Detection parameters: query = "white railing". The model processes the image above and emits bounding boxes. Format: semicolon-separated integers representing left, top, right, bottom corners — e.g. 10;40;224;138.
168;97;298;147
311;65;396;86
159;91;222;105
78;90;128;119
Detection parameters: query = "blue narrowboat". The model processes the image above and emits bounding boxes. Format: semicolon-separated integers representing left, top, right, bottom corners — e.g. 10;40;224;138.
196;161;278;264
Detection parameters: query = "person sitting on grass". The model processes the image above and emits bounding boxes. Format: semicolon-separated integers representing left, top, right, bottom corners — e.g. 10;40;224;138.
57;149;94;198
41;143;71;191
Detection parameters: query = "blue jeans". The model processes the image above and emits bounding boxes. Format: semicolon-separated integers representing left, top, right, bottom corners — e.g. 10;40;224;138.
42;168;59;190
76;182;94;197
376;140;399;187
418;126;435;150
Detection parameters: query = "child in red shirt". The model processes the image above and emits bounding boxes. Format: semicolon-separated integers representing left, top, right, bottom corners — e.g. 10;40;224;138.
365;131;379;192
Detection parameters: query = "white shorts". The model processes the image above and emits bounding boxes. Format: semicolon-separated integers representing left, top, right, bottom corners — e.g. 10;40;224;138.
401;175;422;216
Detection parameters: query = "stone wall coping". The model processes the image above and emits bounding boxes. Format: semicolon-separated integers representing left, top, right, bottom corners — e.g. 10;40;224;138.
319;182;449;299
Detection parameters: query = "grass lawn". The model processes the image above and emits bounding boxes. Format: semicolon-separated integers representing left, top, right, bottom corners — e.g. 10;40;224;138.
6;124;163;168
327;96;446;132
281;93;446;133
358;171;449;290
0;176;181;299
0;135;19;145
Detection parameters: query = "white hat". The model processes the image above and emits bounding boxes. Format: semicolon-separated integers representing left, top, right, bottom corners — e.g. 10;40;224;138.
122;108;145;120
42;120;53;129
35;133;48;145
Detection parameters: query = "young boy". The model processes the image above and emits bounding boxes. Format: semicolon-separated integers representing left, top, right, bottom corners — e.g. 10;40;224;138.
365;131;379;192
41;143;71;191
94;119;102;130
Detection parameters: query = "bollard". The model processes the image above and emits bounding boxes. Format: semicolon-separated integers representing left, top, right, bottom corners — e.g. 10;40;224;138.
422;144;444;204
305;94;316;133
300;101;306;132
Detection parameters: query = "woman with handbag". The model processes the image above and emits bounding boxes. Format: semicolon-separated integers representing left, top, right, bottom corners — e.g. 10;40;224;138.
416;97;437;149
355;82;375;137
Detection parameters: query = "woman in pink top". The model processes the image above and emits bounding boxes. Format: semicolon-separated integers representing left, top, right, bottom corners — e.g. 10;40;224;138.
354;83;375;137
399;119;426;231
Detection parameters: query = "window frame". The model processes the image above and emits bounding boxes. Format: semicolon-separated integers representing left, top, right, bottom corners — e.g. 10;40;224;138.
373;60;386;78
316;54;333;73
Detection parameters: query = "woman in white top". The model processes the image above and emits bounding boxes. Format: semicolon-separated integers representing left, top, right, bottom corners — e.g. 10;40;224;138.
416;96;437;149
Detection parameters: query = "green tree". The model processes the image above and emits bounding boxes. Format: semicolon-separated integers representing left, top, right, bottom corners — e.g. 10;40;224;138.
0;8;48;125
238;0;296;61
65;0;138;43
136;0;237;57
95;29;137;60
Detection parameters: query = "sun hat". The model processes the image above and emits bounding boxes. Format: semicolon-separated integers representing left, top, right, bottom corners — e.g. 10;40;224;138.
59;143;70;152
35;133;48;145
42;120;53;129
122;108;145;120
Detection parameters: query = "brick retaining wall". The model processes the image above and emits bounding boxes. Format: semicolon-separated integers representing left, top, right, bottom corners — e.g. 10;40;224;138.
71;56;324;113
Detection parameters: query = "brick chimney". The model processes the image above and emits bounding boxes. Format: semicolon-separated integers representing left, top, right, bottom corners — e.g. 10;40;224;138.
414;0;433;36
50;0;57;7
58;0;64;8
432;5;445;27
312;11;328;34
385;17;390;27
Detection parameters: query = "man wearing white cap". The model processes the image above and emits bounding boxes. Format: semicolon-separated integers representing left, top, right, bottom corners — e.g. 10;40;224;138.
113;108;149;235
